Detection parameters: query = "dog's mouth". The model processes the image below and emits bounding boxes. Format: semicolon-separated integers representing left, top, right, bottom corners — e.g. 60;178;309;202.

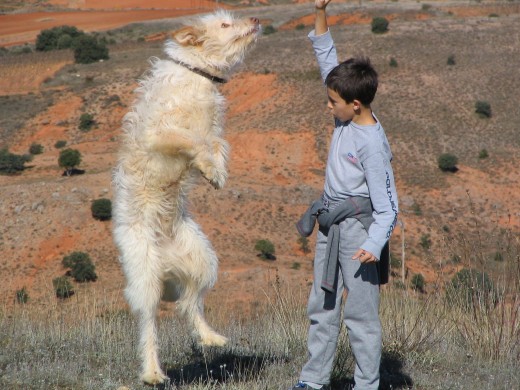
240;19;261;39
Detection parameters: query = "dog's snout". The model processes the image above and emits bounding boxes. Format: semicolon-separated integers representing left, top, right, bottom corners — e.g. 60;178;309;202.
250;17;259;25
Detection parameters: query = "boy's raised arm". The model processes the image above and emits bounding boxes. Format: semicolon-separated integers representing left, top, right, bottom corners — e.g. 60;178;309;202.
315;0;332;35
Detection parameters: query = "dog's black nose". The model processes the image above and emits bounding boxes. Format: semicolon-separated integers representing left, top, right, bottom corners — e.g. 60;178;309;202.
250;17;259;24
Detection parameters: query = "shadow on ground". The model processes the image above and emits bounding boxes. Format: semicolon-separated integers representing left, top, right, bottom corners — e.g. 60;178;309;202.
164;348;283;387
331;351;413;390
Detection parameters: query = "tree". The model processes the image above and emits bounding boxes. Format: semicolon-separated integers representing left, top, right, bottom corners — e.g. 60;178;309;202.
58;148;82;176
255;239;276;260
91;198;112;221
74;35;109;64
371;17;389;34
437;153;458;172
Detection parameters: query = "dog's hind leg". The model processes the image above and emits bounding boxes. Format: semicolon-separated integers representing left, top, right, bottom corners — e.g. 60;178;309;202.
171;218;228;346
118;229;168;385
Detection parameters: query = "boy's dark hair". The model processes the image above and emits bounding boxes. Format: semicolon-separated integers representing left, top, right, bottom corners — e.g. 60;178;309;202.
325;57;378;106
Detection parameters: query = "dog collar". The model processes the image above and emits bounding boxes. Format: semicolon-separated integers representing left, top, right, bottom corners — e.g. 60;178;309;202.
172;59;227;84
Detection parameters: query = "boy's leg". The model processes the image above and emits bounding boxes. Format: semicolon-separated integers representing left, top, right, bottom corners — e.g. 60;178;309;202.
299;228;344;386
339;219;381;390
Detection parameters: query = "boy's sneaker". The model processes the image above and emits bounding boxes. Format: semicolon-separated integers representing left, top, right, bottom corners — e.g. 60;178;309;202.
291;381;329;390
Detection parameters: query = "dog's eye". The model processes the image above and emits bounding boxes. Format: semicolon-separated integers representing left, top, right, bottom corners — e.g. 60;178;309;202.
221;23;231;28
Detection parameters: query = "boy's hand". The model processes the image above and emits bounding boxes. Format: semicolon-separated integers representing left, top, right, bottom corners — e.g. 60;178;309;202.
352;249;377;263
315;0;332;10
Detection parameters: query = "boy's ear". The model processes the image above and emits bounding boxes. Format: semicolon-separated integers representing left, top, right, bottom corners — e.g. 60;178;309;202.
353;99;362;111
171;26;203;46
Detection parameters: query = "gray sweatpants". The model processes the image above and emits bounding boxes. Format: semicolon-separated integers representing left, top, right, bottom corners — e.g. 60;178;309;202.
300;218;381;390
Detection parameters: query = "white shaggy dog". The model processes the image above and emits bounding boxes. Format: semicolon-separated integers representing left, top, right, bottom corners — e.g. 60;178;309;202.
112;10;260;385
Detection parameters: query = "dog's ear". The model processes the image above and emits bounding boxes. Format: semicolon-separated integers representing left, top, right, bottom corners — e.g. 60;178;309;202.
171;26;203;47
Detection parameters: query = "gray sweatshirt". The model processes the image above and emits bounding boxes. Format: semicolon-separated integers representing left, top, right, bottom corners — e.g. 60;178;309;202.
308;29;399;259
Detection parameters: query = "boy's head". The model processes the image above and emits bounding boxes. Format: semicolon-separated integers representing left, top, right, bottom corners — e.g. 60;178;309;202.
325;56;378;107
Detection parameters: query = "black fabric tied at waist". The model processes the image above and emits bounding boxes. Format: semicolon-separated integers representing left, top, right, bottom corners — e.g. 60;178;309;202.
296;196;389;293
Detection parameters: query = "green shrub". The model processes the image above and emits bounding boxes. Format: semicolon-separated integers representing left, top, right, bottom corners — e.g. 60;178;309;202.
446;268;498;310
371;17;389;34
438;153;458;172
411;273;425;292
298;236;311;254
478;148;489;159
58;148;82;175
411;201;422;216
29;143;44;155
447;54;456;66
62;251;97;282
390;252;401;269
419;234;432;250
263;25;277;35
295;23;305;31
389;57;398;67
291;262;301;270
79;113;95;131
74;35;109;64
91;198;112;221
475;100;492;118
15;287;29;304
255;239;276;260
35;25;84;51
0;149;27;175
54;140;67;149
53;276;74;299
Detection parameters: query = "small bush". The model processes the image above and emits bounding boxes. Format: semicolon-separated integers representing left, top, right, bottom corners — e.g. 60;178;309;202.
35;25;84;51
389;57;398;67
29;143;44;155
291;262;301;270
447;54;456;66
298;236;311;254
79;113;95;131
54;140;67;149
412;201;422;216
295;23;306;31
15;287;29;304
255;239;276;260
446;268;498;311
58;148;82;175
419;234;432;250
478;149;489;159
475;100;492;118
74;35;109;64
263;25;277;35
411;273;425;292
53;276;74;299
390;252;402;269
0;149;27;175
371;17;389;34
62;251;97;282
91;198;112;221
438;153;458;172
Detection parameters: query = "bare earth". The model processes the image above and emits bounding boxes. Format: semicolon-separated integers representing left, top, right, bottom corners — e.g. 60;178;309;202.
1;0;519;315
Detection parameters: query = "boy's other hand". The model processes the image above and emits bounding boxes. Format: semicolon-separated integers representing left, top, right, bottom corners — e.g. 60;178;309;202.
352;249;377;263
315;0;332;10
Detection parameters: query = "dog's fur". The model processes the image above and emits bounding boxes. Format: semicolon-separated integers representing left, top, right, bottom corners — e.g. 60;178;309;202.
112;10;260;385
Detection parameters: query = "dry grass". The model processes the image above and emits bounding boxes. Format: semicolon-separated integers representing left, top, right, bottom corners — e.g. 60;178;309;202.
1;245;518;390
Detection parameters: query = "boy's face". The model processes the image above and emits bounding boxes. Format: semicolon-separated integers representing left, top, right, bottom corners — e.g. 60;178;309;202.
326;88;358;122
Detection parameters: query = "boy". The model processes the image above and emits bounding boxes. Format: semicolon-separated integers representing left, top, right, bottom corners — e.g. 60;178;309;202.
292;1;398;389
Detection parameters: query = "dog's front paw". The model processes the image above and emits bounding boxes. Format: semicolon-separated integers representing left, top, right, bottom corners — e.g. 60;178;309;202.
202;169;227;189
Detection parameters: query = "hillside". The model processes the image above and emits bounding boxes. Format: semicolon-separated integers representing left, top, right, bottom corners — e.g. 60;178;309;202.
0;0;519;316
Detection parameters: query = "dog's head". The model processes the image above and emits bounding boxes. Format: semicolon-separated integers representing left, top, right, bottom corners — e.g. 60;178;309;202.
166;10;261;72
